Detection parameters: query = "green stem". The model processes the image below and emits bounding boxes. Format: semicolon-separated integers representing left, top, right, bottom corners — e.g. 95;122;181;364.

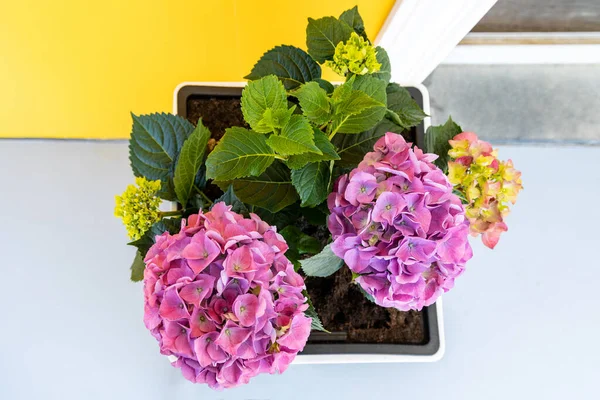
159;210;182;217
328;159;335;190
200;191;213;206
328;116;350;141
328;127;340;141
274;154;287;161
194;185;214;205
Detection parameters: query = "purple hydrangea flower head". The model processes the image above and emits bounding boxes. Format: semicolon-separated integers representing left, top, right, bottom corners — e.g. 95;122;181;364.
143;202;311;390
328;132;473;311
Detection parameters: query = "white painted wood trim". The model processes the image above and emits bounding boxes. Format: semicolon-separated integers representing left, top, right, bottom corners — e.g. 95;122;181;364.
375;0;498;84
442;44;600;64
460;32;600;45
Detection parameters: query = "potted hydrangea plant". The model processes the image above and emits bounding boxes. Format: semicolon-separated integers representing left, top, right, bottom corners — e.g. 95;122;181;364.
115;6;522;390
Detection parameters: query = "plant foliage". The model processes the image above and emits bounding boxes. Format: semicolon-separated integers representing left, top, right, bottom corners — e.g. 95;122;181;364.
123;6;467;333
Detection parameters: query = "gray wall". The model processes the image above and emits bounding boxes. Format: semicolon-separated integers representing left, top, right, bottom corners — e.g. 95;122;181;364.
1;140;598;399
424;65;600;144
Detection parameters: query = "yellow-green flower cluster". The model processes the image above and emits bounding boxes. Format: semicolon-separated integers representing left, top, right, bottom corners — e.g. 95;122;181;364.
325;32;381;76
447;132;522;249
114;177;162;240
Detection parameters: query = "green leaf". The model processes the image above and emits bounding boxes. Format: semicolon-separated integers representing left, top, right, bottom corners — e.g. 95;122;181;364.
215;162;298;213
386;83;428;129
425;116;463;172
158;179;177;202
266;115;322;156
205;127;275;181
339;6;367;40
254;203;301;230
291;161;330;207
241;75;288;133
244;45;321;90
336;90;383;116
213;185;248;214
333;119;404;167
332;75;387;134
372;47;391;84
279;225;303;264
286;128;340;169
331;75;355;102
306;16;353;63
194;164;208;191
128;218;182;256
130;251;146;282
184;194;205;215
298;235;323;255
173;119;211;206
300;244;344;277
332;94;384;134
280;225;323;255
279;225;322;270
354;75;387;102
304;292;328;332
384;109;403;127
293;82;331;125
453;188;469;204
301;205;327;225
259;107;295;131
129;113;195;200
358;285;377;304
314;78;334;94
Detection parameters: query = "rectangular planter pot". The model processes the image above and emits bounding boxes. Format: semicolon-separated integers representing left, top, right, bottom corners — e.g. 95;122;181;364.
173;81;444;363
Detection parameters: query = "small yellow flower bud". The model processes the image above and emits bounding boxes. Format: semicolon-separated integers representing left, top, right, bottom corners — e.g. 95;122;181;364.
114;177;162;240
325;32;381;77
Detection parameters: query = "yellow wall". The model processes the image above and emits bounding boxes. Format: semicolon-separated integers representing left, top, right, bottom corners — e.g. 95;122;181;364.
0;0;394;139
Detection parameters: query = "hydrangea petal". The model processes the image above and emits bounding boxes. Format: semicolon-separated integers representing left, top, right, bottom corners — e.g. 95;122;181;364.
233;294;260;327
214;321;253;355
179;275;216;306
277;314;311;351
158;288;189;321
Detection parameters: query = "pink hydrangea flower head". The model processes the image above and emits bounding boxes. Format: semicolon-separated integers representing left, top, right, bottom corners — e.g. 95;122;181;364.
328;132;473;311
143;202;311;390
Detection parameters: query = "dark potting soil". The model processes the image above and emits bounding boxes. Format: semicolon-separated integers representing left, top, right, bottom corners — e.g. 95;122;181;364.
186;96;249;199
186;96;248;141
306;267;426;344
186;95;426;345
